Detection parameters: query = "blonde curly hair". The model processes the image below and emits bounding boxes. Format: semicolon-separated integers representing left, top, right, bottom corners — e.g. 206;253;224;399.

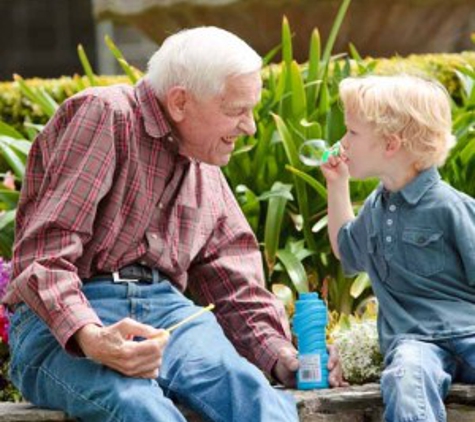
339;74;455;170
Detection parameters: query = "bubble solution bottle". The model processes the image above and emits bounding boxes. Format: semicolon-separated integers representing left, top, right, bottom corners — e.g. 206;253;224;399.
293;292;329;390
299;139;341;167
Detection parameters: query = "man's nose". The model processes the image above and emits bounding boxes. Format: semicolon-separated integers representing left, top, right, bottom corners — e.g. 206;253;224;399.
239;111;256;136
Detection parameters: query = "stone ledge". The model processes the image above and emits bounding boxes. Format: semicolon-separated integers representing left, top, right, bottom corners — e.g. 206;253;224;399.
1;383;475;422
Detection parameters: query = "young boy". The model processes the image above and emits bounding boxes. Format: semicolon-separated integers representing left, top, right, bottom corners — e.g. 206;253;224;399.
321;74;475;422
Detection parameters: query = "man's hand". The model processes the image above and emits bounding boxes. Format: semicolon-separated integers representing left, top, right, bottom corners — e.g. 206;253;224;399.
74;318;169;378
273;344;348;388
327;344;349;387
273;346;299;388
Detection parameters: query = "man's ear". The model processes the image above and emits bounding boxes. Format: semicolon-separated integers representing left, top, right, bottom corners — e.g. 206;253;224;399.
164;86;188;123
385;134;404;157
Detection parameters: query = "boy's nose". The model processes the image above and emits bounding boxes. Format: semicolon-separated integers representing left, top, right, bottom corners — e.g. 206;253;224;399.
341;135;349;149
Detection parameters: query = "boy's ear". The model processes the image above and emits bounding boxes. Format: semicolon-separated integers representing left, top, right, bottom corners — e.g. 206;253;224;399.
164;86;188;123
384;134;404;156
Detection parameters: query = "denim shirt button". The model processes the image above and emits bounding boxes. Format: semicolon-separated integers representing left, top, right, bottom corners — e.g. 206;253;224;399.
417;236;426;244
389;204;397;212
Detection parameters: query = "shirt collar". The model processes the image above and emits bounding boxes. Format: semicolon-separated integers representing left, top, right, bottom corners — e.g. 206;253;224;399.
134;77;200;167
135;77;172;139
373;166;441;207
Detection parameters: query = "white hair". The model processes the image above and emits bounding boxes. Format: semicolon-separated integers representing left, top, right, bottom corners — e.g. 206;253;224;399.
146;26;262;100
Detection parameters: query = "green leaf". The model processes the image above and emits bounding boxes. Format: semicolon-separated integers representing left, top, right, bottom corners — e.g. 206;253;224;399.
276;249;309;293
281;16;293;67
264;182;293;273
0;210;15;258
272;113;300;168
258;189;294;202
118;58;139;84
23;122;45;135
0;122;24;139
285;165;327;200
350;272;371;298
348;42;362;61
0;137;26;179
77;44;97;86
37;87;59;116
0;189;20;209
263;43;282;66
14;74;58;118
105;35;140;84
307;29;321;113
321;0;352;73
312;215;328;233
290;61;307;119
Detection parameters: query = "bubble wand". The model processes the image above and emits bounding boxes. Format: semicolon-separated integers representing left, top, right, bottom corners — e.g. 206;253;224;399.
151;304;215;339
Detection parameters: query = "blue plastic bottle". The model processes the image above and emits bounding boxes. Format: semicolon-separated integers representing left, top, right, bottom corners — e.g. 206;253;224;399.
293;292;329;389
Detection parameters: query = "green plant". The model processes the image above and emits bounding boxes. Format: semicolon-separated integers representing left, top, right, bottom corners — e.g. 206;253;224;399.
224;0;378;314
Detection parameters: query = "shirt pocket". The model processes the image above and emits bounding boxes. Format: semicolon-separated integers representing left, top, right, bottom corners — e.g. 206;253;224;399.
367;233;388;282
402;228;445;277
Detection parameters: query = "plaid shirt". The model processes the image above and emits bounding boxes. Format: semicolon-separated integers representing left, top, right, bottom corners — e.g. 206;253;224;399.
4;78;291;375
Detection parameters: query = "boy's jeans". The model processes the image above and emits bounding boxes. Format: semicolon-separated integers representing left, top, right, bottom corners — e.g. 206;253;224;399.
8;278;298;422
381;337;475;422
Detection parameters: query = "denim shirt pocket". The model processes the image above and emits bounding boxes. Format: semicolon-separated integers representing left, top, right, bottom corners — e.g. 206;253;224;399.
402;228;445;276
367;233;388;282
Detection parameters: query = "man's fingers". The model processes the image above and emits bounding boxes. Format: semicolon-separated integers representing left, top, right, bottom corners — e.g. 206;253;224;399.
113;317;167;340
326;344;349;387
279;347;299;371
77;319;170;379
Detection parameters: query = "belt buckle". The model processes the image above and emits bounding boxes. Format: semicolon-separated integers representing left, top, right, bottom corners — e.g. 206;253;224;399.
112;271;139;283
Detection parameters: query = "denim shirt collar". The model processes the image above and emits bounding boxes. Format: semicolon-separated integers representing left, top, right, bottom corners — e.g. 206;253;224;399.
373;166;441;207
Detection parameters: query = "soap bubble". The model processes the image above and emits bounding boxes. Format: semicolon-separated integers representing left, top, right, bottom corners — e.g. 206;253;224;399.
299;139;341;167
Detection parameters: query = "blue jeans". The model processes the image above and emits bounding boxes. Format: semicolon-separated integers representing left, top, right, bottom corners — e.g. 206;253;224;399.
8;278;298;422
381;336;475;422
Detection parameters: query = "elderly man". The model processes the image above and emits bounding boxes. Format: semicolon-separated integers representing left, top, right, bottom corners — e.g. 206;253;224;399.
5;27;344;422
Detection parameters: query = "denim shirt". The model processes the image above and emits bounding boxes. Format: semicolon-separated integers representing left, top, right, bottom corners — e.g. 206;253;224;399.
338;167;475;354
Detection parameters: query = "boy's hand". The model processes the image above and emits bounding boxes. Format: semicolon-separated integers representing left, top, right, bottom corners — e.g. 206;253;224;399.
320;152;350;185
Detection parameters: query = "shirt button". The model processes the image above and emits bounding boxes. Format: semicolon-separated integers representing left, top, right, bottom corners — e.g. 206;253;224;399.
417;236;426;244
389;204;397;212
140;260;147;266
167;136;173;142
386;236;392;243
151;234;158;240
158;203;163;209
387;219;393;226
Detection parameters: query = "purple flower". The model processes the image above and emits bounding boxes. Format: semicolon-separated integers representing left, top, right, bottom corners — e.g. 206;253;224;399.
0;258;11;300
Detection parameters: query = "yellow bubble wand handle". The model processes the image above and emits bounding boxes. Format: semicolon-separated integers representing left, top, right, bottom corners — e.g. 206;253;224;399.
152;304;215;339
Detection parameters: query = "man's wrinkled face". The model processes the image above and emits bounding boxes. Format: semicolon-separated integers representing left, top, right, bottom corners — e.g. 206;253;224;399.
174;71;262;167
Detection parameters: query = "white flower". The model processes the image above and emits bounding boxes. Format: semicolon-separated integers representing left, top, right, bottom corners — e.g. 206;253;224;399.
331;319;383;384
